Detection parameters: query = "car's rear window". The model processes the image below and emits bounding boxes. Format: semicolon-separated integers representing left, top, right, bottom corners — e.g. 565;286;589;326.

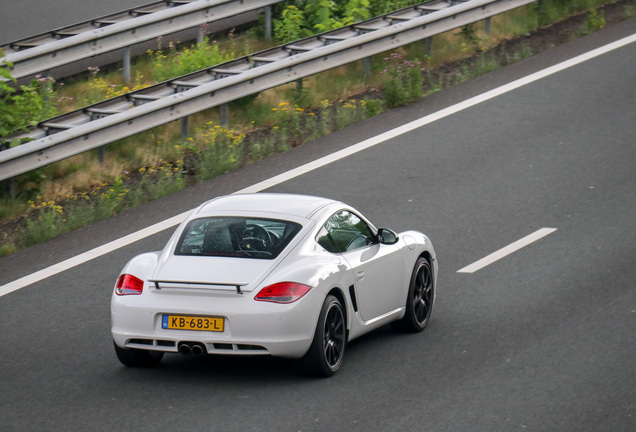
175;217;302;259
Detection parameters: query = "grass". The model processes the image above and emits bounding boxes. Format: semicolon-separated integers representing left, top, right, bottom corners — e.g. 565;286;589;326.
0;0;627;257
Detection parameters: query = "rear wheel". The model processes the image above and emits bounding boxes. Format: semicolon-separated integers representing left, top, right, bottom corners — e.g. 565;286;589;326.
392;258;434;332
114;342;164;367
303;295;346;377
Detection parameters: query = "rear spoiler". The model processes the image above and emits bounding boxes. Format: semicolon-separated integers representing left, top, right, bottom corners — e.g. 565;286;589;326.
148;279;248;295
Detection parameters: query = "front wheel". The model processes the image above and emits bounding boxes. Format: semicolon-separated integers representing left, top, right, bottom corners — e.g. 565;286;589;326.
303;295;346;377
114;342;164;367
392;257;434;332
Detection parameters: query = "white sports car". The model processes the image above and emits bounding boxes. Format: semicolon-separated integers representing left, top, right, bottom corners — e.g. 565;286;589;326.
111;193;437;376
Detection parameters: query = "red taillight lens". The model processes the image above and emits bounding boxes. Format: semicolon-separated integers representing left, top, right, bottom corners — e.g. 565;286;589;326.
115;274;144;295
255;282;311;303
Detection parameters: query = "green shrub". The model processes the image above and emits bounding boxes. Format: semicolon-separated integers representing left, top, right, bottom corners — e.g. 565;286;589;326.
1;54;57;143
274;0;420;43
364;99;383;117
151;39;236;82
21;201;66;246
382;53;423;108
192;123;245;181
274;5;308;43
580;8;605;35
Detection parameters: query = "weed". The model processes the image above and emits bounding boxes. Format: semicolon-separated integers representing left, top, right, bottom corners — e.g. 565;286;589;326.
364;99;384;117
474;52;501;75
193;123;245;181
248;132;278;163
335;99;367;130
21;200;66;246
151;38;239;82
1;63;57;141
458;24;482;47
320;99;333;135
139;160;185;200
307;112;322;140
580;8;605;35
381;52;423;108
424;71;444;94
0;241;17;257
0;198;27;220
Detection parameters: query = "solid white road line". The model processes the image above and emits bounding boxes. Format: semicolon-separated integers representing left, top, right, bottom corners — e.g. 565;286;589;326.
0;211;190;297
1;34;634;297
457;228;558;273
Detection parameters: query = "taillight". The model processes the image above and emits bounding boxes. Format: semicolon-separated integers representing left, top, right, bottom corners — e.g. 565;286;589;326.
255;282;311;303
115;274;144;295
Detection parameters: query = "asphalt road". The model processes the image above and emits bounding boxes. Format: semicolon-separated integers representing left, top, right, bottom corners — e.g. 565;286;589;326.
0;0;145;44
1;18;635;432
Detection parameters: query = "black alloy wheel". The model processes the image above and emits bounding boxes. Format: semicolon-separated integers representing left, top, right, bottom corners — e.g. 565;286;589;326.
392;257;434;332
304;295;346;377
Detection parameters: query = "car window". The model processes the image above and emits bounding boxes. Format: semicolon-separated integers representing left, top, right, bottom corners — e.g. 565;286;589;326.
175;217;302;259
317;210;374;253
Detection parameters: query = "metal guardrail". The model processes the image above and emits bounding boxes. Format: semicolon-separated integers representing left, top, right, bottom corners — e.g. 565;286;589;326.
0;0;282;81
0;0;536;182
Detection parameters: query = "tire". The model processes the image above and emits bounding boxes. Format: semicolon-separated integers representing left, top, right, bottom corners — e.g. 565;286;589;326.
114;342;164;368
391;257;434;332
303;295;346;377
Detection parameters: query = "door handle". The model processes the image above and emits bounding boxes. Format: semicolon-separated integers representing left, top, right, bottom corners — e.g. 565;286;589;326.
356;271;365;281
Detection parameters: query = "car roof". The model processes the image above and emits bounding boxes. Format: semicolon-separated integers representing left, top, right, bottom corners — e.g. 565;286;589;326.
194;193;340;219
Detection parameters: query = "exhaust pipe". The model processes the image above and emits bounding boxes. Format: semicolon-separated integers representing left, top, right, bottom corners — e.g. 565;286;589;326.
178;343;191;355
191;344;205;356
178;342;206;356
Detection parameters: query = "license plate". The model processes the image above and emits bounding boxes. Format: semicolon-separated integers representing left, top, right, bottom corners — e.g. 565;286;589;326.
162;315;224;332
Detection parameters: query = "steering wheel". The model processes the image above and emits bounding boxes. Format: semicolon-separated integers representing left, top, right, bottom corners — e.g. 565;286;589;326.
240;224;272;253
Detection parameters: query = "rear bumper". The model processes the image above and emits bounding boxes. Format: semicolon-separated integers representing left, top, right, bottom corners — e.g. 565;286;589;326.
111;287;323;358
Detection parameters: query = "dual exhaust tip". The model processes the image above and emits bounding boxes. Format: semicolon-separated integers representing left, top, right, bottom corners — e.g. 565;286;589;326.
178;342;206;356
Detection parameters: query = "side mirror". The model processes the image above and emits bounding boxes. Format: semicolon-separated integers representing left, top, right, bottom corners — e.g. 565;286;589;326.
377;228;399;245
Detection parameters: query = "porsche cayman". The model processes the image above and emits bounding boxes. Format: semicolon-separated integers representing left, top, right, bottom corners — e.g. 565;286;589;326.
111;193;437;376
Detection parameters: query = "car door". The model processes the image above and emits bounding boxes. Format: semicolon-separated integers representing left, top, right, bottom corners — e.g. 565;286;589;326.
317;210;404;321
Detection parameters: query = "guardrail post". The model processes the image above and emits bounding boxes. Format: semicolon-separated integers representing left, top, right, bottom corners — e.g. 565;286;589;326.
5;178;16;199
426;37;433;56
363;57;371;77
296;78;303;99
220;103;229;127
122;47;131;84
264;6;272;41
97;146;105;165
197;26;205;45
181;116;189;140
484;17;492;34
